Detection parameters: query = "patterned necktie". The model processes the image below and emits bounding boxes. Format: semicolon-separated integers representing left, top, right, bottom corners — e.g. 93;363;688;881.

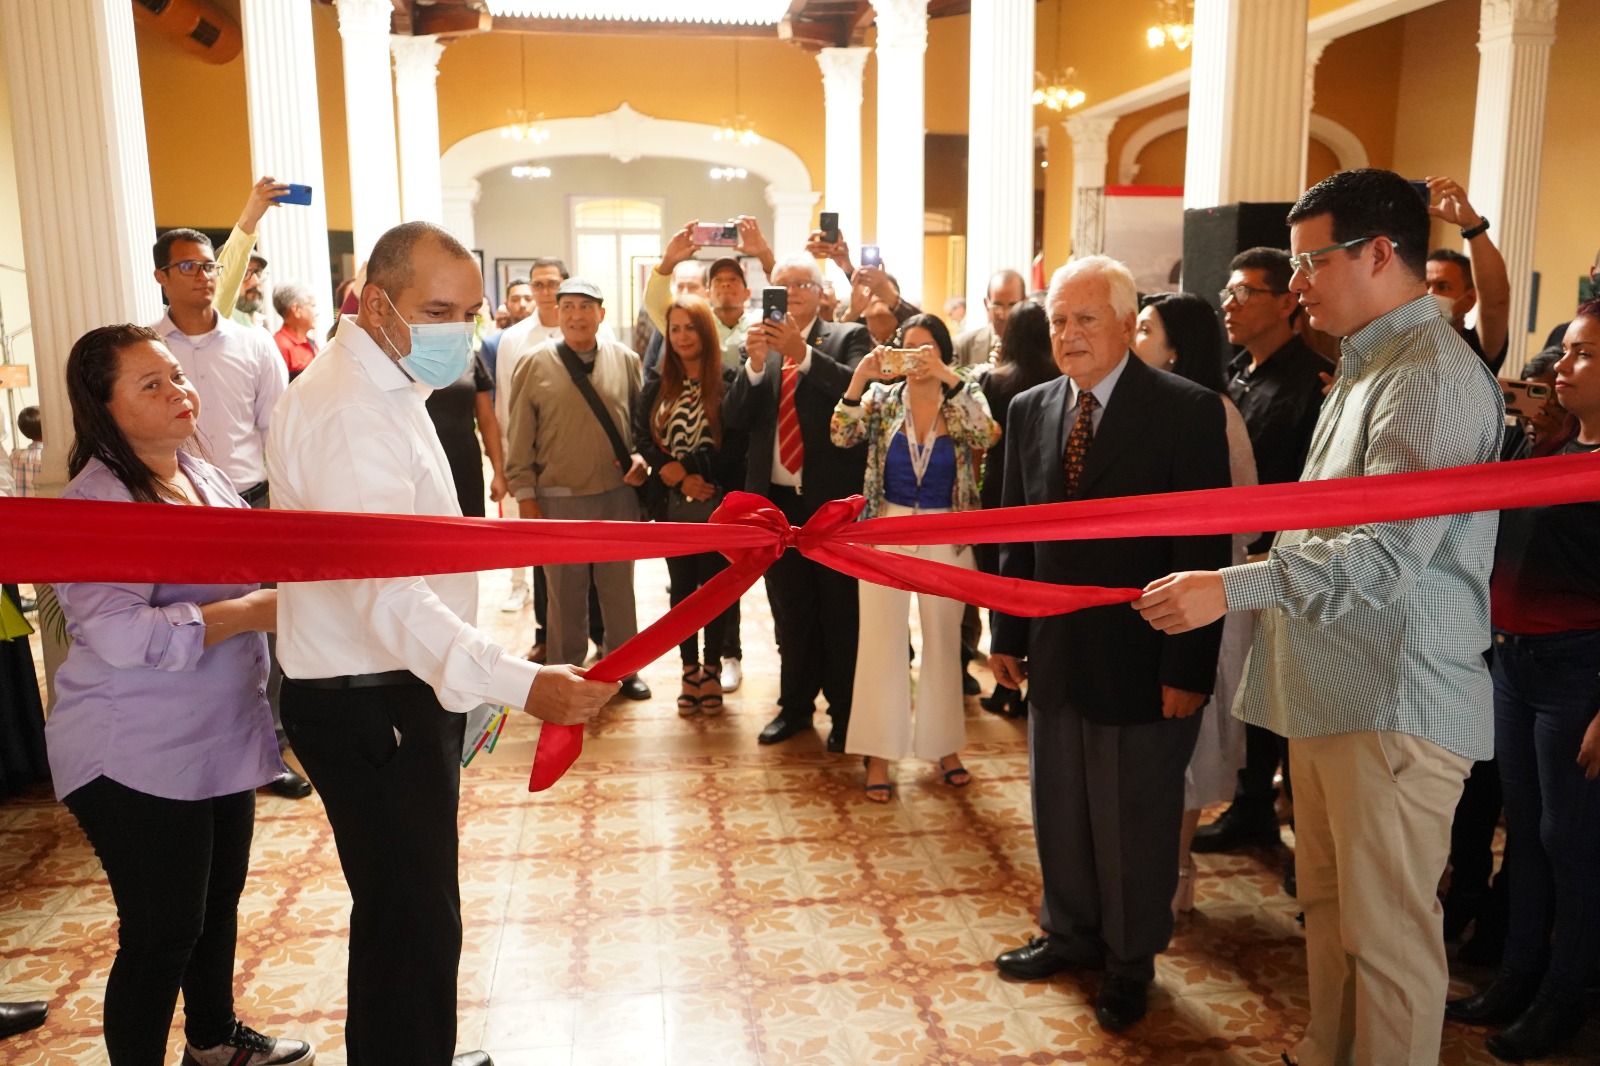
778;361;805;474
1063;389;1099;497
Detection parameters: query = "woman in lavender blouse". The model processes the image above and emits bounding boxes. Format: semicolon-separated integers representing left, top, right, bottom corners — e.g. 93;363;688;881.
49;325;312;1066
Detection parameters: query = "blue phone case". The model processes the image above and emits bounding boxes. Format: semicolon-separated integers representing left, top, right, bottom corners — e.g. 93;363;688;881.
274;184;314;206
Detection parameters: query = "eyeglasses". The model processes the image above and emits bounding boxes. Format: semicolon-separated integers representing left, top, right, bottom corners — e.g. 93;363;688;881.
1218;284;1281;307
780;281;819;293
1289;236;1392;280
162;260;221;278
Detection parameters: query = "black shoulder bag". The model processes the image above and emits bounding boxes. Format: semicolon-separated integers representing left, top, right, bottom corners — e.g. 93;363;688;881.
554;343;661;516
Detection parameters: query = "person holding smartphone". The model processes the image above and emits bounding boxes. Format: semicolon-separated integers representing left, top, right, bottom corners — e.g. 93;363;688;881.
829;314;999;800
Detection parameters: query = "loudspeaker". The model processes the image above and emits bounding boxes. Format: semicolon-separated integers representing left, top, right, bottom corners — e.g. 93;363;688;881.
1181;202;1296;316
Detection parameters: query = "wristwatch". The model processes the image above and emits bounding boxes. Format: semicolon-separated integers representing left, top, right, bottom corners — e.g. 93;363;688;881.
1460;217;1490;240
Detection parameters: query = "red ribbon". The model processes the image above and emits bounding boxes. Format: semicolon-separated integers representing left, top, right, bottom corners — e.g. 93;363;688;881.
6;450;1600;791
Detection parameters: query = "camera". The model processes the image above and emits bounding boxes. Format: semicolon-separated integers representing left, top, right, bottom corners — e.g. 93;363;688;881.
692;222;739;247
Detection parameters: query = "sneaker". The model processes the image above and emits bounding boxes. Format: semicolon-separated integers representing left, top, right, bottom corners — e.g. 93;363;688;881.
720;657;743;692
500;587;530;613
181;1021;314;1065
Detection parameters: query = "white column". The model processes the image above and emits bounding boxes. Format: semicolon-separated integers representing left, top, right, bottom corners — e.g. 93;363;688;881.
391;35;445;226
1065;116;1116;259
766;189;824;265
1301;36;1331;190
335;0;403;263
1184;0;1309;209
1468;0;1559;372
816;45;868;285
964;0;1035;312
0;0;161;492
240;0;336;337
441;182;482;255
872;0;928;304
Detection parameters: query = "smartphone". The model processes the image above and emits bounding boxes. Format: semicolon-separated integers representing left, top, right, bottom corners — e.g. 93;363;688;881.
1408;180;1431;204
762;287;787;325
1500;378;1552;418
878;348;919;376
860;244;882;268
273;183;314;206
692;222;739;247
819;211;839;243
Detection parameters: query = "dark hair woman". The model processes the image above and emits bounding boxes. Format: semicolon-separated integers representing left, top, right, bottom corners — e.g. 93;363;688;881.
831;312;1000;800
633;296;746;717
50;325;311;1066
975;300;1057;718
1446;301;1600;1061
1133;292;1261;917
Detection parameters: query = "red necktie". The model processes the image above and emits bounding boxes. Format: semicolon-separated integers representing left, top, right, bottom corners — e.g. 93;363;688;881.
1063;389;1098;497
778;361;804;474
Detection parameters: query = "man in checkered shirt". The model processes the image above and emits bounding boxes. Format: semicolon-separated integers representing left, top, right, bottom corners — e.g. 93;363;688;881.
1132;168;1503;1066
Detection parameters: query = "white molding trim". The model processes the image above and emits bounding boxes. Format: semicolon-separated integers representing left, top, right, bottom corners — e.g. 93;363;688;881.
1077;0;1444;120
1116;109;1369;184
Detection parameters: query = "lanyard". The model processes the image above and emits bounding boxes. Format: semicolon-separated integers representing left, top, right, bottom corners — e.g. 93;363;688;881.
901;393;941;489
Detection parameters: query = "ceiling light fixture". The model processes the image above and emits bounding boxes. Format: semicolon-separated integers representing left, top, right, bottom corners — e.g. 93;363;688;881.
512;164;552;179
484;1;789;24
710;167;748;181
1032;69;1085;112
1146;0;1195;50
501;38;551;142
715;41;760;148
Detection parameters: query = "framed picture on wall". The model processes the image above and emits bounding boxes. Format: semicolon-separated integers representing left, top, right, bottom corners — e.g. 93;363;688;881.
472;249;486;296
493;257;537;306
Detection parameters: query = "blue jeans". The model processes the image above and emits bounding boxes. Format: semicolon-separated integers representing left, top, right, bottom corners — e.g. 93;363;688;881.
1492;627;1600;1001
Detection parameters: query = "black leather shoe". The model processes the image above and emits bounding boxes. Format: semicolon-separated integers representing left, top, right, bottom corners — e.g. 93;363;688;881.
1485;996;1587;1062
451;1053;494;1066
1094;974;1149;1032
1189;803;1282;853
1281;855;1297;898
962;670;981;696
758;713;813;745
994;935;1093;981
1446;970;1541;1026
618;675;651;701
826;723;848;753
269;768;313;800
0;1001;47;1039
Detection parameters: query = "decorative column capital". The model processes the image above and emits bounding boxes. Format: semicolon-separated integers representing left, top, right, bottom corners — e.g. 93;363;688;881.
1479;0;1559;42
391;35;444;85
764;188;822;212
1063;115;1117;164
872;0;928;54
335;0;392;38
816;45;869;107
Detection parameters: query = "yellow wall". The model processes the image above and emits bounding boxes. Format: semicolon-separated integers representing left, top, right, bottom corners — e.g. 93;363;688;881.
0;45;38;422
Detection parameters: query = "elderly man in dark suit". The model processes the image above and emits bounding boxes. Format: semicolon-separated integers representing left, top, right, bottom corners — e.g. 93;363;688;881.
724;251;874;752
988;255;1232;1032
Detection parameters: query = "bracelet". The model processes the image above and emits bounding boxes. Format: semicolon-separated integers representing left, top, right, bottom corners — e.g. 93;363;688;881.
1460;217;1490;240
840;396;862;407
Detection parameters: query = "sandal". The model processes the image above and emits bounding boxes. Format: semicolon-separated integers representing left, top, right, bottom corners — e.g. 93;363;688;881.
697;666;724;716
863;756;894;803
938;755;972;788
677;663;704;717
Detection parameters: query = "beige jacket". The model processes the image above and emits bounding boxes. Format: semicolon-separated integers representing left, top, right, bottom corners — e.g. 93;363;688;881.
505;338;642;498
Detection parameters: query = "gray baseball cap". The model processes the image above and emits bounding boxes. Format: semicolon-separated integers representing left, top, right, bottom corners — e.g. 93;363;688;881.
556;277;604;302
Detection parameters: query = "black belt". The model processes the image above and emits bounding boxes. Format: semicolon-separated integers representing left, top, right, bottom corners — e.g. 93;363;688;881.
768;484;803;497
239;480;270;506
287;670;426;690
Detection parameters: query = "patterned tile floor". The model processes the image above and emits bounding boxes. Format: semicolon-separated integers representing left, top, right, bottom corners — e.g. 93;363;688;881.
4;560;1597;1065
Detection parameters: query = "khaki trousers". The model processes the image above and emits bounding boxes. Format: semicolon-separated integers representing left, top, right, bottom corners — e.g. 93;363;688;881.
1289;730;1472;1066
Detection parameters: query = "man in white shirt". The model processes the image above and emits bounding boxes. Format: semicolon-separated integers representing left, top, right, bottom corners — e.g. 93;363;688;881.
268;221;616;1066
150;226;315;800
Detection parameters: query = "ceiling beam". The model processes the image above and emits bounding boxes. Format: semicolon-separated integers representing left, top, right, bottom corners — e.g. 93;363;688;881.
486;16;775;37
414;4;491;35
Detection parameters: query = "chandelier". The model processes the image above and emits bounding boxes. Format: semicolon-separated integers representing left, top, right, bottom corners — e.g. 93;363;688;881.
501;38;550;142
1146;0;1194;50
512;164;551;179
502;111;550;143
1032;68;1085;112
715;42;760;147
709;167;748;182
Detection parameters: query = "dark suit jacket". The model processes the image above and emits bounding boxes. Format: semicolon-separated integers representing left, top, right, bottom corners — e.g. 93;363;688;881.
993;354;1232;726
723;318;873;513
632;366;748;495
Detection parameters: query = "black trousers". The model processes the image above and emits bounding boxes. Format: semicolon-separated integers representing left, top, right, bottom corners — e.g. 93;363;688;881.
764;489;858;726
666;551;735;667
281;678;465;1066
1234;721;1291;808
1030;704;1202;983
64;777;253;1065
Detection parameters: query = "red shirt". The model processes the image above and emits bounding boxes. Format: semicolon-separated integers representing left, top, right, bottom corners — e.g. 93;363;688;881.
274;327;317;374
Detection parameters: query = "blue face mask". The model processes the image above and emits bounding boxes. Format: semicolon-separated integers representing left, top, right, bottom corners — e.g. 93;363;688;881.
376;288;477;388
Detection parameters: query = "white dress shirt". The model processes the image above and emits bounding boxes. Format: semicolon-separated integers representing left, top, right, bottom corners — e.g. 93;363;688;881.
154;312;286;490
266;324;541;713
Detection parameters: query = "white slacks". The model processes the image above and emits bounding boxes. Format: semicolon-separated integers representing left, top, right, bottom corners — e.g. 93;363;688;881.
845;504;971;762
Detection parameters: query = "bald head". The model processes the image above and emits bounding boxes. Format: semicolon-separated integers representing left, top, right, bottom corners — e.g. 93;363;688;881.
365;221;477;303
359;221;483;360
